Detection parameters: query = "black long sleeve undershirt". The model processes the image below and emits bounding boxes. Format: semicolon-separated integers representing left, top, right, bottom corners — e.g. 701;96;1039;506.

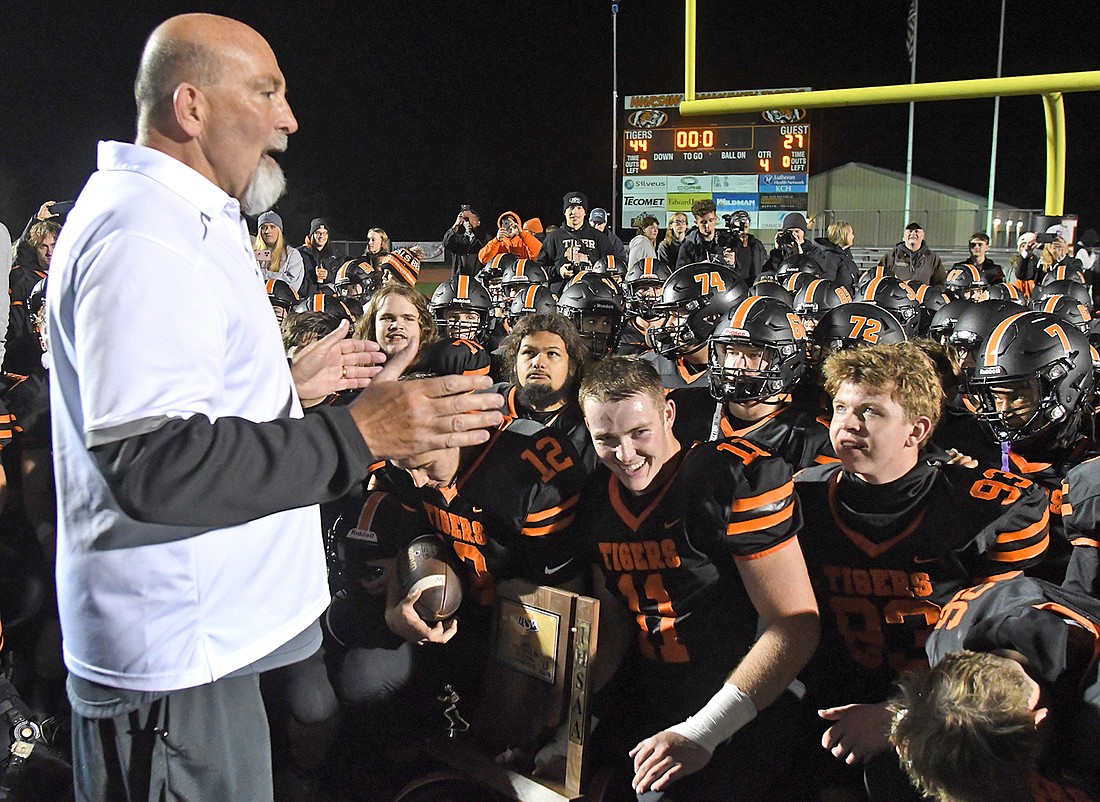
90;405;373;531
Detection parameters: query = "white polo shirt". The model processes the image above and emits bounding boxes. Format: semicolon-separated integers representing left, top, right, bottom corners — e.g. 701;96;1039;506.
48;141;329;692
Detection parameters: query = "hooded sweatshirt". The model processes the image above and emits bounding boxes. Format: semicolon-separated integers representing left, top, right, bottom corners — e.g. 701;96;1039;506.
478;211;542;264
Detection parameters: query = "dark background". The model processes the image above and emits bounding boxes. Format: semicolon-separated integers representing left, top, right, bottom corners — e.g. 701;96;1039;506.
2;0;1098;243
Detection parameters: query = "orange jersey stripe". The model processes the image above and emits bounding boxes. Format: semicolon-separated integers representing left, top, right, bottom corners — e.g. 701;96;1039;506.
988;535;1050;563
730;480;794;513
522;514;577;537
727;504;794;536
997;513;1050;544
735;534;797;561
525;495;579;523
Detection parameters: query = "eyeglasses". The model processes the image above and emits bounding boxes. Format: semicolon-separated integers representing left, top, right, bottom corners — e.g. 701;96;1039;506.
968;242;984;247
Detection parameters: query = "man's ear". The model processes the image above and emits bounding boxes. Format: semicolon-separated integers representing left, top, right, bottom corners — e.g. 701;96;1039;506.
907;415;933;448
172;83;205;138
664;398;676;429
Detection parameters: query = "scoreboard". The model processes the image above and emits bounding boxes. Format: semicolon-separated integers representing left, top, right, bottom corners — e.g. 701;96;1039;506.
621;90;810;232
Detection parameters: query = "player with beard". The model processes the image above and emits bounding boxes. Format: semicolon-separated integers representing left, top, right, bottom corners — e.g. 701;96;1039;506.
492;314;596;473
791;343;1051;796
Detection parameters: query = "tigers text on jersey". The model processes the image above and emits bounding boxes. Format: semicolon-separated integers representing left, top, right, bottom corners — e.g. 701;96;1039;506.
574;437;800;665
795;460;1050;705
372;417;583;606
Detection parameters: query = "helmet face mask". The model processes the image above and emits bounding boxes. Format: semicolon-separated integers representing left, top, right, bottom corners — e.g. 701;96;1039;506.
556;282;623;358
430;277;493;344
625;258;672;319
708;297;807;403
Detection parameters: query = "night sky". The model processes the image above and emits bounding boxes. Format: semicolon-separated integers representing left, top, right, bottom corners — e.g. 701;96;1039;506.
3;1;1099;244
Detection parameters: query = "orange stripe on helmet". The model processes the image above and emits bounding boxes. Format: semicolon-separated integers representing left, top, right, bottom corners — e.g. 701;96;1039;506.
523;285;539;306
457;274;470;299
731;296;765;329
864;276;883;300
982;312;1030;368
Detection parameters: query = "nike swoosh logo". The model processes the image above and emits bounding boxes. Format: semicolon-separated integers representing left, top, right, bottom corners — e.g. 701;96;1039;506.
664;518;682;530
470;506;484;514
545;559;574;575
912;556;939;564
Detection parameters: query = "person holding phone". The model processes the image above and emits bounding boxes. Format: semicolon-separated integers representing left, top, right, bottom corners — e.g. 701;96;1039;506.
442;205;485;278
477;210;541;264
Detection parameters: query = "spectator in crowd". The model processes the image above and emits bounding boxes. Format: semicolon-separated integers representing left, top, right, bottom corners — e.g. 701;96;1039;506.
726;210;768;284
658;211;689;268
627;214;659;265
365;226;390;269
812;220;858;290
1074;227;1098;274
523;217;545;243
477;210;541;264
442;206;485;278
1018;226;1084;287
5;219;59;376
764;213;822;275
589;208;627;261
379;246;423;287
675;198;736;270
254;210;305;293
538;191;612;292
955;231;1002;284
298;217;340;291
1008;231;1039;289
877;221;947;286
47;15;504;800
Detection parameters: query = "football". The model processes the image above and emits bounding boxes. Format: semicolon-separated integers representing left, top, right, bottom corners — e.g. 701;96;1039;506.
396;535;464;623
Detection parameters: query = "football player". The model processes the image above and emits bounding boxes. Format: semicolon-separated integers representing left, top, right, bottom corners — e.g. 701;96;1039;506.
644;262;748;390
891;574;1100;801
493;313;596;473
794;342;1050;789
670;295;837;470
575;356;819;800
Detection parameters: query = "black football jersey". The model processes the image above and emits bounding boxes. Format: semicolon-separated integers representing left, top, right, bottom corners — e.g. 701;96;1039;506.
412;337;491;377
574;438;801;665
372;417;584;605
492;383;597;474
642;351;709;390
669;387;838;470
1062;454;1100;597
796;461;1051;705
615;319;652;356
928;575;1100;791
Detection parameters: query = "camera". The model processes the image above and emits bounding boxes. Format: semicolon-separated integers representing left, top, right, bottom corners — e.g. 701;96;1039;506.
776;230;798;249
722;212;748;236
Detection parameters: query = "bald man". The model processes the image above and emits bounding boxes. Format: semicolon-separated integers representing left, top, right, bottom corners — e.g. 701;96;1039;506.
48;14;502;801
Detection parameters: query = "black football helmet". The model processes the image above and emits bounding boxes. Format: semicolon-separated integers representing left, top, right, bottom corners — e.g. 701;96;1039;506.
984;283;1024;303
293;293;356;323
27;277;48;317
430;276;494;344
332;259;376;299
477;254;518;308
811;301;908;355
793;278;853;332
1031;294;1093;334
266;278;300;320
749;277;795;306
500;259;548;297
648;262;749;358
624;258;672;319
949;299;1028;366
775;254;823;281
1040;263;1087;285
943;263;990;301
965;311;1095;443
858;275;921;338
911;283;953;337
556;280;624;358
591;255;625;284
507;284;558;326
709;296;808;403
928;298;973;345
1032;279;1092;309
